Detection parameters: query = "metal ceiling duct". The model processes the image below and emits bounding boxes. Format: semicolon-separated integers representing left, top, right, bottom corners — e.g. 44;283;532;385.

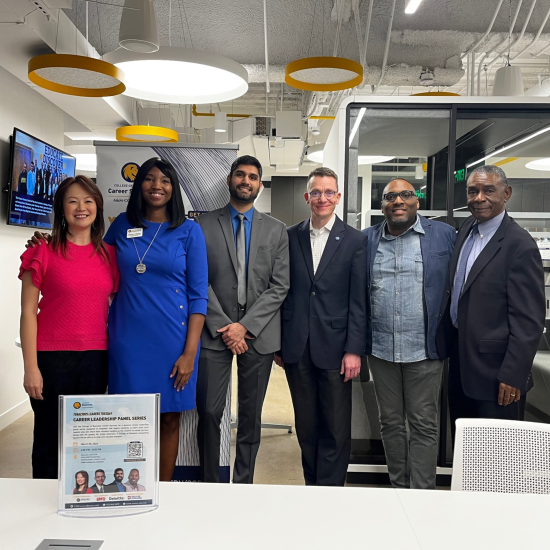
119;0;159;54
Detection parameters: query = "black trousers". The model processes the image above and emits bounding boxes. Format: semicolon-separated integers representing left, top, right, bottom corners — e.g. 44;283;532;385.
196;346;273;484
285;344;352;486
448;342;519;444
30;351;108;479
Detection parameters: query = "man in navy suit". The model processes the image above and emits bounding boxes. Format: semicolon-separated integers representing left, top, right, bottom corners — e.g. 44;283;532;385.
275;167;367;486
437;165;545;437
364;178;455;489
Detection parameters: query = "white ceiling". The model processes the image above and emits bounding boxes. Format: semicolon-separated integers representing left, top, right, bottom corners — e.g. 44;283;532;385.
1;0;550;151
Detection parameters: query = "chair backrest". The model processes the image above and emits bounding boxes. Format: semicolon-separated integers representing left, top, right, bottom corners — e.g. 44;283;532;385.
451;418;550;493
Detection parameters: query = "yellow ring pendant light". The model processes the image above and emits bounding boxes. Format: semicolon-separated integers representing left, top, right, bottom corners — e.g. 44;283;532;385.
285;57;363;92
116;125;178;143
411;92;461;96
28;54;125;97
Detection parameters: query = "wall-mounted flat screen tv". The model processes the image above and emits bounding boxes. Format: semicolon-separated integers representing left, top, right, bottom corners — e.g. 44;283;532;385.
7;128;76;229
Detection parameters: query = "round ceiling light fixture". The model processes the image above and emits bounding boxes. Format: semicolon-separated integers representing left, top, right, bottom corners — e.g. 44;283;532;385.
358;155;395;165
116;125;178;142
119;0;159;53
525;158;550;171
306;144;325;163
492;65;524;96
412;91;460;96
285;57;363;92
28;54;125;97
307;145;394;166
104;47;248;104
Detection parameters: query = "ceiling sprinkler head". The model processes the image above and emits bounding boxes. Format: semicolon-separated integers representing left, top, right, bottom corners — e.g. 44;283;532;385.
420;69;435;86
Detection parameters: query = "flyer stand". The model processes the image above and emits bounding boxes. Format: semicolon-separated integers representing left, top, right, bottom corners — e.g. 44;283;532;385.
58;394;160;518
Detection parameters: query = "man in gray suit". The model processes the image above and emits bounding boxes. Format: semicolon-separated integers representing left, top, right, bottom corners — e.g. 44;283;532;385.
196;155;290;483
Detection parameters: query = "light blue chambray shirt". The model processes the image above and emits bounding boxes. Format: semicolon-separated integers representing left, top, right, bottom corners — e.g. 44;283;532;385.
453;210;506;293
371;216;427;363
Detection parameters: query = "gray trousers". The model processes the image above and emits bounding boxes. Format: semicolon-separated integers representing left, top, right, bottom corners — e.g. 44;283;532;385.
196;346;273;484
368;355;443;490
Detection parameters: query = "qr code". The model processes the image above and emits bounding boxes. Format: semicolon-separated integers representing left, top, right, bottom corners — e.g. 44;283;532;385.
127;441;143;458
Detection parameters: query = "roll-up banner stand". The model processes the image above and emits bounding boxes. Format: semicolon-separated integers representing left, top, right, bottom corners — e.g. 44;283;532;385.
95;142;238;482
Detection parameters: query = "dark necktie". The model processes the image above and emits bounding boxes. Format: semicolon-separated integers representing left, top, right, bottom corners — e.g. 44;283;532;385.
237;213;247;307
450;224;479;327
99;486;103;493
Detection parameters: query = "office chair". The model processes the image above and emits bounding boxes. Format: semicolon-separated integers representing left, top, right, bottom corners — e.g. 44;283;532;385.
451;418;550;493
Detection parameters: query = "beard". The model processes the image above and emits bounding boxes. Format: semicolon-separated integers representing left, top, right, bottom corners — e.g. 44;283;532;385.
229;183;260;204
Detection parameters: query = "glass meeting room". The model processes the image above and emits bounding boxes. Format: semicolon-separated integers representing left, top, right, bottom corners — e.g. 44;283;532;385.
344;101;550;484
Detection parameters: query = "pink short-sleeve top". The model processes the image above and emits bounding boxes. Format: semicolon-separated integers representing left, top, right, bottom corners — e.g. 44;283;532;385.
19;242;119;351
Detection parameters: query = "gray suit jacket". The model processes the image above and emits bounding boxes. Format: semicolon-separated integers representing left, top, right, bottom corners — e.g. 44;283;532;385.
197;206;290;354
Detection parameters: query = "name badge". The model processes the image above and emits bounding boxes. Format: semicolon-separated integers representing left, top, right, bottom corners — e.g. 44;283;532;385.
127;228;143;238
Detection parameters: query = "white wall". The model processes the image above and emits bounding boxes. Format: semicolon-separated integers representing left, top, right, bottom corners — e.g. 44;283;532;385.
0;66;66;431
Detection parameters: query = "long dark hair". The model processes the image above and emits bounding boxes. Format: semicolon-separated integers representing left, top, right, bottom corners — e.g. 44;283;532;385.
74;470;89;491
51;175;109;262
126;157;186;229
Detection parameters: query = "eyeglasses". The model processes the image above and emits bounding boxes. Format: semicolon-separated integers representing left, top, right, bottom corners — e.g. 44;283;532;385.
309;190;338;199
382;190;417;202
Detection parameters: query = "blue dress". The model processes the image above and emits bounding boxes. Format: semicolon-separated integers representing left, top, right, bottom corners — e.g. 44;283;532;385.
104;213;208;413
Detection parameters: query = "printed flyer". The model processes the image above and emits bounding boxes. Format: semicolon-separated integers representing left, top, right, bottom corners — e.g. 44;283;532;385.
59;394;159;516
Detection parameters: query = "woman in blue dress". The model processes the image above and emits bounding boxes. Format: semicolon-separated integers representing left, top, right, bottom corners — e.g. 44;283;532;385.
104;157;208;481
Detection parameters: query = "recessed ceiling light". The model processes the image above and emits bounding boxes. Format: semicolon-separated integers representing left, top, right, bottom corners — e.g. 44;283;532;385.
405;0;424;14
307;145;394;166
358;155;395;165
526;158;550;171
104;47;248;104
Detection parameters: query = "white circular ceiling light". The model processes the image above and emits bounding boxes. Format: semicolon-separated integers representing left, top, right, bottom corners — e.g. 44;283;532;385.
358;155;395;165
526;158;550;171
307;145;394;166
104;47;248;104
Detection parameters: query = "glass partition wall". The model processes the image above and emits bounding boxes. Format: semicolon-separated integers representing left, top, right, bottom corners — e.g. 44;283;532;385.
345;103;550;484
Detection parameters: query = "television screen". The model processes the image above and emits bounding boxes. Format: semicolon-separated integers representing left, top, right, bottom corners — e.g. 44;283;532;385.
7;128;76;229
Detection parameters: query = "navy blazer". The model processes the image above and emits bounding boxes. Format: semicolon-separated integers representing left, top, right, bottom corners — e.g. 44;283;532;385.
281;216;368;368
436;213;545;399
364;216;456;360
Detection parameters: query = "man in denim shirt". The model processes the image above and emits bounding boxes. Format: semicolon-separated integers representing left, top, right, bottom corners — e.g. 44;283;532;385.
364;179;455;489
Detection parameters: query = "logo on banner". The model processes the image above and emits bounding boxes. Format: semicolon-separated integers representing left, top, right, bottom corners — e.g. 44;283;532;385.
73;402;81;409
121;162;140;182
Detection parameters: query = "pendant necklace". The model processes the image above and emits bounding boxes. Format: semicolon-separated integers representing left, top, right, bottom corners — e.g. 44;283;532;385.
132;220;165;274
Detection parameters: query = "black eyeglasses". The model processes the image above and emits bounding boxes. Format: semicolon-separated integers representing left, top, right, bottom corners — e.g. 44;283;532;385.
382;190;417;202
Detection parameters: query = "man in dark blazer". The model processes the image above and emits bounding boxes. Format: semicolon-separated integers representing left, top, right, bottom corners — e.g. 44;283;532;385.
364;178;455;489
90;469;117;494
106;468;126;492
197;155;290;484
437;165;545;437
275;167;367;486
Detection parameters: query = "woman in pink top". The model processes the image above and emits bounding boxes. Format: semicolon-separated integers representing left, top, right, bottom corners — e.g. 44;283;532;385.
73;470;93;494
19;175;119;479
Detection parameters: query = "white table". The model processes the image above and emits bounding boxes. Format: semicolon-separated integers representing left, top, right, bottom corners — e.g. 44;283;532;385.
0;479;420;550
0;479;548;550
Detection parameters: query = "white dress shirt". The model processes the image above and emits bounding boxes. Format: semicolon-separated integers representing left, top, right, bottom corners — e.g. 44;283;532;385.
310;215;336;274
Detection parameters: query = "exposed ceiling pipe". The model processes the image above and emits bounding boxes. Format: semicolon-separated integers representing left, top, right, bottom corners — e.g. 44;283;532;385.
486;0;537;73
333;0;345;57
467;0;505;95
374;0;397;93
477;0;523;95
535;42;550;57
511;4;550;60
263;0;270;94
465;52;471;96
362;0;375;69
352;0;363;64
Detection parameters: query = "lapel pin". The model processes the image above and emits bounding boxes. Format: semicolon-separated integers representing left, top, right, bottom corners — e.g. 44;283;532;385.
335;236;340;240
